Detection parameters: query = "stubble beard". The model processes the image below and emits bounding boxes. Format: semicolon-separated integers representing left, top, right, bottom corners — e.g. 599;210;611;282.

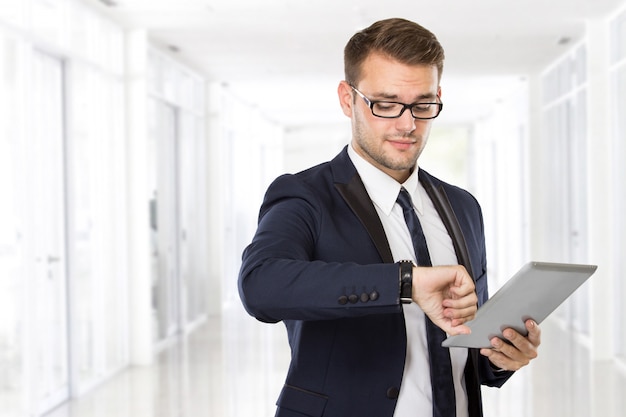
353;119;422;174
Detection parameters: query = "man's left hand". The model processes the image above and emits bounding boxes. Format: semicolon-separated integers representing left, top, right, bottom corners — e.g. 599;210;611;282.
479;319;541;371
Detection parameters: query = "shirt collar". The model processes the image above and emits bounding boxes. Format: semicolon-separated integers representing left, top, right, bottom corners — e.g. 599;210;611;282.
347;144;423;216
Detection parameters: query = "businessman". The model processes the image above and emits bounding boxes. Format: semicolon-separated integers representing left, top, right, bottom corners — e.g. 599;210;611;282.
239;18;540;417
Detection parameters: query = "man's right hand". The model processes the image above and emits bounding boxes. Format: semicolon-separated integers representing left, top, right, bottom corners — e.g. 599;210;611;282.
412;265;477;335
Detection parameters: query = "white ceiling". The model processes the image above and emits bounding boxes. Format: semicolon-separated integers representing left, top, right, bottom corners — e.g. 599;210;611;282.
86;0;625;127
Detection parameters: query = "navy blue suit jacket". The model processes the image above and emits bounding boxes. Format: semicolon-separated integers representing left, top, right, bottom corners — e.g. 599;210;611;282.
239;147;512;417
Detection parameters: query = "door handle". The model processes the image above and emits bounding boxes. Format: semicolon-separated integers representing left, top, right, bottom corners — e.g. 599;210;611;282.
47;256;61;263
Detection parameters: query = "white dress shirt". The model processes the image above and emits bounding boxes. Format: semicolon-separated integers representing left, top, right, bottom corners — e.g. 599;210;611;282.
348;144;469;417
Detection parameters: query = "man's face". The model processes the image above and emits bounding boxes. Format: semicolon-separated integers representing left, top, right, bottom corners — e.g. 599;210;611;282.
338;52;441;183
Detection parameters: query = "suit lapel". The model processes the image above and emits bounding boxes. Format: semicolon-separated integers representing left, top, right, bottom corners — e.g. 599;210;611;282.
419;169;484;417
335;175;395;264
418;169;475;282
331;147;394;263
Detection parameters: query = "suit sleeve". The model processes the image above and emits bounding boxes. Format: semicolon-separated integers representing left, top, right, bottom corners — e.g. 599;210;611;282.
238;174;402;323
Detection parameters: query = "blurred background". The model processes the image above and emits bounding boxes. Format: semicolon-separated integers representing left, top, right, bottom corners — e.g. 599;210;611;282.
0;0;625;416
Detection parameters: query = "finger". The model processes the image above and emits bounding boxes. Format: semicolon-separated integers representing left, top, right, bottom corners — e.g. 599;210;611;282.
449;316;473;327
442;294;478;309
492;334;535;370
525;320;542;347
427;312;472;335
447;315;475;327
452;265;471;285
479;347;499;365
479;348;514;371
447;288;477;303
442;284;474;306
439;321;471;336
482;332;536;372
452;273;476;293
443;305;476;321
502;329;538;360
480;345;508;364
443;293;476;310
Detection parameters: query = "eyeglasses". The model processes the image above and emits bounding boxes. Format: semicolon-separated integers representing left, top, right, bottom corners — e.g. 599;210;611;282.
350;85;443;119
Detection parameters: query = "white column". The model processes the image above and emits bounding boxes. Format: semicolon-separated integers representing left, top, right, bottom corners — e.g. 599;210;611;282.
205;82;225;316
586;19;613;359
125;29;153;365
586;18;614;417
527;72;546;260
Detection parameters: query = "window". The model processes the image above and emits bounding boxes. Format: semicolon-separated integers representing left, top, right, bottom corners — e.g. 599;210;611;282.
611;7;626;359
0;1;129;413
147;49;209;337
540;44;590;334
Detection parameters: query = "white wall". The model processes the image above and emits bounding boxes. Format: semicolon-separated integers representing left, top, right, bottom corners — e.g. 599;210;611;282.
525;7;626;416
282;122;350;173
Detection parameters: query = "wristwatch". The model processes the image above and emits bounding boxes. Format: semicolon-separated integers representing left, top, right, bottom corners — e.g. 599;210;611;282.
399;260;414;304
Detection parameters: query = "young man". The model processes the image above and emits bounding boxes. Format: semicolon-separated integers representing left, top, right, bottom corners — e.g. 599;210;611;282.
239;18;540;417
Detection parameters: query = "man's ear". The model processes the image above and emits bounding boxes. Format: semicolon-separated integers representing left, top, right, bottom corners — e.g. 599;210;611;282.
337;81;354;118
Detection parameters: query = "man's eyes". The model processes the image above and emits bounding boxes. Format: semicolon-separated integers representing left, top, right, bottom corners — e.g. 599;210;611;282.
411;104;434;112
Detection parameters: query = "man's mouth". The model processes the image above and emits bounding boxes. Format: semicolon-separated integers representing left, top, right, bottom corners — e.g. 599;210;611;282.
387;138;416;150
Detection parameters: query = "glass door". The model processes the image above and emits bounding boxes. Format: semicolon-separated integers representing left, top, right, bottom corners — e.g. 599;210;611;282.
178;113;201;325
147;53;209;338
0;33;26;417
29;50;70;414
148;99;181;342
67;63;129;395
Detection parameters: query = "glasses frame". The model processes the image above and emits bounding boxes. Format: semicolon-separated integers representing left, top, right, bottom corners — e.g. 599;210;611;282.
350;85;443;120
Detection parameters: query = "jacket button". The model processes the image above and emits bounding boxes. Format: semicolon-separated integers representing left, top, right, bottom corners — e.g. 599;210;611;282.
360;292;369;303
386;386;399;399
348;294;358;304
370;291;379;301
338;295;348;305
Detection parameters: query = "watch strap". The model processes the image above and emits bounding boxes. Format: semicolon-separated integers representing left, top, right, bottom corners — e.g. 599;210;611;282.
399;260;413;304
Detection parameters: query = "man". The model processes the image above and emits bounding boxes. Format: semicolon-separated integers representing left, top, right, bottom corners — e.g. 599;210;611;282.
239;18;540;417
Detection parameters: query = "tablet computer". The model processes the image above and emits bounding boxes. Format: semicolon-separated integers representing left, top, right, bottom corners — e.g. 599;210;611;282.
441;261;597;349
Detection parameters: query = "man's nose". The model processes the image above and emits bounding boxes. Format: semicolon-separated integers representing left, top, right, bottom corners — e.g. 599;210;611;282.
394;107;417;133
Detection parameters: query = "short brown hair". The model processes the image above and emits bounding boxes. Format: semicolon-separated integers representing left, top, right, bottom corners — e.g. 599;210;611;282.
344;18;445;85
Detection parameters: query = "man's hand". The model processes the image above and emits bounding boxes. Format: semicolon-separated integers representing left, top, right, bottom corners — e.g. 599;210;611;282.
412;265;477;335
480;319;541;371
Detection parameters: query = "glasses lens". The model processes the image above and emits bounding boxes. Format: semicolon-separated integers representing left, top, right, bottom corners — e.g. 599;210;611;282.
410;103;440;119
371;102;404;118
370;101;441;119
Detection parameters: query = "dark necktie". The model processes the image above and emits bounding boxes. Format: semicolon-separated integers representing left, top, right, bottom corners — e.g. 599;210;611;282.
397;187;456;417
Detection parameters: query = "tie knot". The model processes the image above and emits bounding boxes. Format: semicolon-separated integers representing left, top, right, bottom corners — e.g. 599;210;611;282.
396;187;414;212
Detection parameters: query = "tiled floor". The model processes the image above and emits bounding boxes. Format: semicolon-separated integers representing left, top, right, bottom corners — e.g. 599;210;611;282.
44;306;626;417
45;306;290;417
